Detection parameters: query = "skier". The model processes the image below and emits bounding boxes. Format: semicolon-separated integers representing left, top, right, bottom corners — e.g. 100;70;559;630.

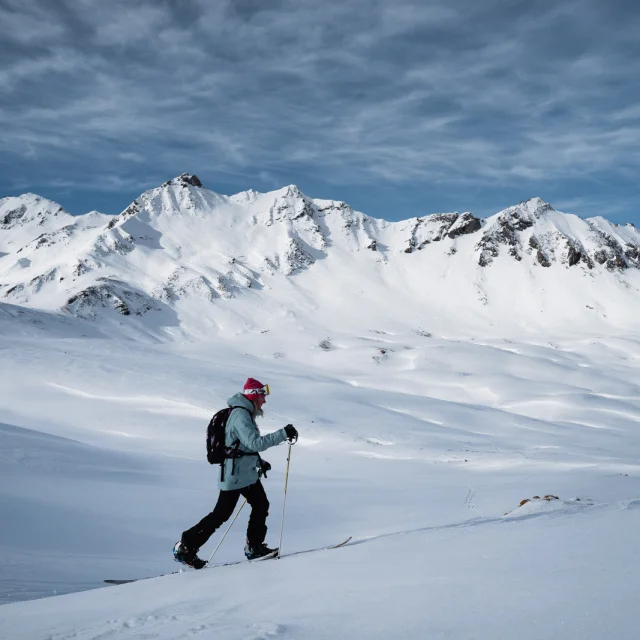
174;378;298;568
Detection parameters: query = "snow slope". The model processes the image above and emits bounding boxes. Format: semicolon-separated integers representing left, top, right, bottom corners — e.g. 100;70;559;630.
2;498;639;640
1;178;640;638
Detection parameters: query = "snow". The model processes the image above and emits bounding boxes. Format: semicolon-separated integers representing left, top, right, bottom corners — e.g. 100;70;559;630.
0;194;74;254
1;179;640;638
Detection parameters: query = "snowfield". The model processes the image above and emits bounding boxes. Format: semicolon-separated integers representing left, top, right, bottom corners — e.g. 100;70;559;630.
1;177;640;639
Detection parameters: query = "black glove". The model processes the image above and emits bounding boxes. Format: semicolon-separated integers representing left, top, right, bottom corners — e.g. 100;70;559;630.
257;458;271;479
284;424;298;442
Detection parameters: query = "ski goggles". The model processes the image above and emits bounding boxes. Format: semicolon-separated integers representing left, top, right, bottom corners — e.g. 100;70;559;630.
244;384;270;396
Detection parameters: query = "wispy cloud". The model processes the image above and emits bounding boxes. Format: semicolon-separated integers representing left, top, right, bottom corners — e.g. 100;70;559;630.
1;0;639;222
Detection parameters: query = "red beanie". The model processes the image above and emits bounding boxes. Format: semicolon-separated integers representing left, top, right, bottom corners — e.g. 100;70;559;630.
243;378;267;397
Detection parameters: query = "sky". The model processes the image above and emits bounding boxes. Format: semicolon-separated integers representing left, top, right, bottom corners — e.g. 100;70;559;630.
1;0;639;225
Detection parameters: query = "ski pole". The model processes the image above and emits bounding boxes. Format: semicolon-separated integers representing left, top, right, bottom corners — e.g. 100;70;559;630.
206;498;247;566
277;442;293;558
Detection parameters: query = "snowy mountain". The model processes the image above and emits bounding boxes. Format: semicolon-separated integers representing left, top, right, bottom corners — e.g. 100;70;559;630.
2;174;639;339
2;177;640;639
0;193;75;255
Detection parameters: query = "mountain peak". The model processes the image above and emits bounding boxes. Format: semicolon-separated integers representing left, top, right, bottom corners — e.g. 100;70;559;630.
274;185;306;200
519;197;554;216
1;193;68;227
525;196;551;206
162;174;204;189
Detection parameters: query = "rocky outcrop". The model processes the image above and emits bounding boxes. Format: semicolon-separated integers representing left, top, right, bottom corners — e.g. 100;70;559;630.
92;229;135;257
475;200;552;266
409;212;482;251
528;236;551;267
1;204;27;226
176;173;203;188
154;268;219;303
29;224;78;250
283;238;316;275
65;279;158;319
3;268;59;300
109;200;141;228
0;197;66;228
590;231;630;271
270;186;315;222
447;212;483;239
473;199;640;272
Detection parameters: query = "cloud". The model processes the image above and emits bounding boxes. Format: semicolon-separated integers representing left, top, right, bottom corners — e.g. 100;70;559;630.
1;0;639;222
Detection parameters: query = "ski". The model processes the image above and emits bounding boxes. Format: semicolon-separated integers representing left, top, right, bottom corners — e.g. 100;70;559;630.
103;537;351;585
104;552;277;584
105;577;175;585
326;536;352;549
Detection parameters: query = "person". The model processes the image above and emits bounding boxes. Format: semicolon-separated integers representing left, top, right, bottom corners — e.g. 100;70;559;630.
174;378;298;568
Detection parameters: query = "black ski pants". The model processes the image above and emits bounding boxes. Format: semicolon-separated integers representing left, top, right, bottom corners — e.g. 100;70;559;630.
182;480;270;551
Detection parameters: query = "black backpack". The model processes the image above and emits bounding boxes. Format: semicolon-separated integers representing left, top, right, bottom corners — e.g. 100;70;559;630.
206;406;251;465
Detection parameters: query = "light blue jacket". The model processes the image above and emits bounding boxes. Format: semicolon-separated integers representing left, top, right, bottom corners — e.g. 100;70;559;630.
219;393;288;491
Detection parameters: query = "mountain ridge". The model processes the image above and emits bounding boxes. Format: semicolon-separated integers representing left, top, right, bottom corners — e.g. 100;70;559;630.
1;174;640;338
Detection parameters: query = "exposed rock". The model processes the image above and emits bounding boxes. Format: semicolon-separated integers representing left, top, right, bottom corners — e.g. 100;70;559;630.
536;250;551;267
593;249;607;265
410;213;473;250
567;243;582;267
29;224;76;250
113;200;142;227
3;283;25;298
528;236;550;267
373;347;391;364
283;238;315;275
65;280;158;319
607;253;627;270
511;212;535;231
176;173;203;188
261;256;279;275
593;245;627;271
93;230;135;257
0;198;66;228
154;267;219;303
475;199;555;266
476;218;520;265
29;268;58;292
625;245;640;264
1;205;27;226
447;212;482;239
214;273;237;299
74;260;91;276
270;189;315;222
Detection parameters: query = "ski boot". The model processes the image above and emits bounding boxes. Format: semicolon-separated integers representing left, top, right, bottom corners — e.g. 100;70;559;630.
173;541;206;569
244;541;278;560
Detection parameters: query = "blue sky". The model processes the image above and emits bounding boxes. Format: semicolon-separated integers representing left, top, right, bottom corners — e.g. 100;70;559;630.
1;0;639;224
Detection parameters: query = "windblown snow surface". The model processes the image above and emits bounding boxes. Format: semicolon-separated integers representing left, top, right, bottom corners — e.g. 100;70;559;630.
1;179;640;639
